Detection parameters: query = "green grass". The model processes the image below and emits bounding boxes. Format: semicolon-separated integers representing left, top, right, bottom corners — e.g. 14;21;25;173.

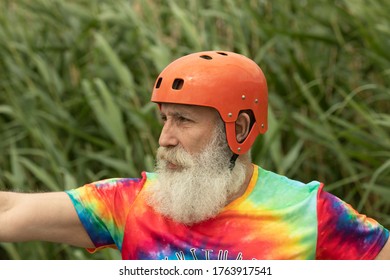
0;0;389;259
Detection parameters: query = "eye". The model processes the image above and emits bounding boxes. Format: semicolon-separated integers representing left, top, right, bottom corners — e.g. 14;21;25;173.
178;116;190;122
160;114;167;123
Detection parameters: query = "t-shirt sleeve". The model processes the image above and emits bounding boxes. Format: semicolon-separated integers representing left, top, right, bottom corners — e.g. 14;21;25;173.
316;185;389;259
65;173;147;252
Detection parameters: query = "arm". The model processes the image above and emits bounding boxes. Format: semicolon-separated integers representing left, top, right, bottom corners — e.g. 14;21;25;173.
375;237;390;260
0;191;94;248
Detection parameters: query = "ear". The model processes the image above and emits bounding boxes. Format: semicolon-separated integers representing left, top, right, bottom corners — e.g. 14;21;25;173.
235;112;251;143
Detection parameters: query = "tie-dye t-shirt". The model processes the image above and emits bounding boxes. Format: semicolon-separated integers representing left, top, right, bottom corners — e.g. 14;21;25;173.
66;165;389;260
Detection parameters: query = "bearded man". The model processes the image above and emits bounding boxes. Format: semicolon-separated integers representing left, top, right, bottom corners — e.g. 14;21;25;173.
0;51;389;260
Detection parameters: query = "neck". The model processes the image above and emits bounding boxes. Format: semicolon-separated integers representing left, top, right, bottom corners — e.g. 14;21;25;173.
226;160;254;205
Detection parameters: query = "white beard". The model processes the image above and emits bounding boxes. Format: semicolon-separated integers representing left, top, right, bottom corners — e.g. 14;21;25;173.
145;124;247;225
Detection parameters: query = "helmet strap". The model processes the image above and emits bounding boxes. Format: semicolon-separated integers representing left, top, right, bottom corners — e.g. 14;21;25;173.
229;153;239;170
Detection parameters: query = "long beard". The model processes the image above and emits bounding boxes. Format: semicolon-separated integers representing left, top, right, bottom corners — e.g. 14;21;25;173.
144;125;247;225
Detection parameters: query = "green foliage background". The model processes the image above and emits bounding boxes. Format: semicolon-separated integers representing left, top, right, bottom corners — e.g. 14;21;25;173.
0;0;389;259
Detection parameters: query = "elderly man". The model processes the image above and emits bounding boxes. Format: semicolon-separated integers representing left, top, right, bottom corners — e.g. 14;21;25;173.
0;51;389;260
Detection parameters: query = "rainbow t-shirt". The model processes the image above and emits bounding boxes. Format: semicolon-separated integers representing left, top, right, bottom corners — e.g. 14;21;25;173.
66;165;389;260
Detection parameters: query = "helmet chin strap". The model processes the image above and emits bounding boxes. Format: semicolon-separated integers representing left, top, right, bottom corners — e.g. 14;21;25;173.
229;153;239;170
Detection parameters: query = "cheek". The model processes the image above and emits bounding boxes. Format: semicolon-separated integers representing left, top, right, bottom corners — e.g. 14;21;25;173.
181;138;204;154
183;128;215;154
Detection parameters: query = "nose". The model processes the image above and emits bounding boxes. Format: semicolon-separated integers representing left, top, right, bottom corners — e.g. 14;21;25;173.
158;120;179;148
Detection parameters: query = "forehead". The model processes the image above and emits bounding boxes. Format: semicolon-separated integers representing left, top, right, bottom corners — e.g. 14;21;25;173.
160;103;220;119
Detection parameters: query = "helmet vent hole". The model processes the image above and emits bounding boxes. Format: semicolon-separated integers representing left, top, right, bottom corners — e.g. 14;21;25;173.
172;78;184;90
200;55;213;60
217;52;228;56
155;77;163;89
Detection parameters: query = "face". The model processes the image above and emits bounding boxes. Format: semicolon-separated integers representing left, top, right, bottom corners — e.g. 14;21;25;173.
158;103;222;156
145;103;247;225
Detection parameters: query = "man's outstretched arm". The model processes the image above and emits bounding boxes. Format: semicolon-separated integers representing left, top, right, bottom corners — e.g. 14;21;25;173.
0;191;94;248
375;237;390;260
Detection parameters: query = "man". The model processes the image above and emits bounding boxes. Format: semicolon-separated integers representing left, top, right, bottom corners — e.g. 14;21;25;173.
0;51;389;260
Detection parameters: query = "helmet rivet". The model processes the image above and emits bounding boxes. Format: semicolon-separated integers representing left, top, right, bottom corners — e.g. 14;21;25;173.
255;99;259;103
242;95;246;100
228;113;233;118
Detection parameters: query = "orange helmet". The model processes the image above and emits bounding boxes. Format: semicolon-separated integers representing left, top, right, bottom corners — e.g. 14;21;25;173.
151;51;268;155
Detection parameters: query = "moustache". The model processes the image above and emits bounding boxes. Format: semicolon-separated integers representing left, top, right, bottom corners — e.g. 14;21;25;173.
156;146;195;170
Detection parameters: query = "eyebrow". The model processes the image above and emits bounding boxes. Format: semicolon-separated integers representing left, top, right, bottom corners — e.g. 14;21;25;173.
160;111;191;119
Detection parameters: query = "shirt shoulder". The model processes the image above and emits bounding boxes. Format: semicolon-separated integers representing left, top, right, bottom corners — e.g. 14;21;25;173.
65;172;154;250
316;186;389;259
248;165;322;208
